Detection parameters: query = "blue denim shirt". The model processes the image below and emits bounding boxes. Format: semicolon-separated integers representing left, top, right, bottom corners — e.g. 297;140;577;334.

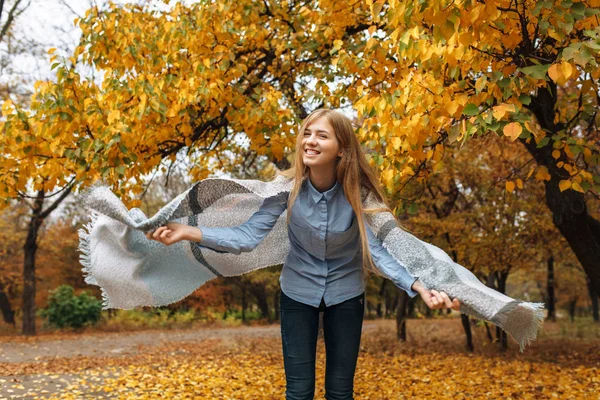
195;178;419;307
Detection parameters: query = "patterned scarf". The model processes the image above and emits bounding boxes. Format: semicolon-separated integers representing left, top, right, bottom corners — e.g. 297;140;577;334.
78;174;544;352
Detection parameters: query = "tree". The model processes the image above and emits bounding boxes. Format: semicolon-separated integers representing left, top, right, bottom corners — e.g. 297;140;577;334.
346;0;600;293
4;0;599;335
407;132;560;349
0;0;110;334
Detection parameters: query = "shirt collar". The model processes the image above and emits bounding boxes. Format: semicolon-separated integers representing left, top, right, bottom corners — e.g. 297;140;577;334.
305;177;340;203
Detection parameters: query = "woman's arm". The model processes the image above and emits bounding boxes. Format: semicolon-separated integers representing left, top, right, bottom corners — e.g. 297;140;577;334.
146;193;288;254
364;222;459;311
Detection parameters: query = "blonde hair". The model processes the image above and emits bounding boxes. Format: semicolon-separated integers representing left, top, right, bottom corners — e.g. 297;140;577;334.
277;108;401;272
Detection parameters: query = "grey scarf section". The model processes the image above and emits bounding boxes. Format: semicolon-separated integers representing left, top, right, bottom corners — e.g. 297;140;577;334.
77;174;544;352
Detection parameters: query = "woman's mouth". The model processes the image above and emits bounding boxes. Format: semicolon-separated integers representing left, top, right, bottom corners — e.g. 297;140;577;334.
305;149;321;156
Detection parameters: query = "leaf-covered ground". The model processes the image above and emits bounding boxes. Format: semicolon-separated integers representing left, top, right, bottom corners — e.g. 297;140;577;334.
1;319;598;399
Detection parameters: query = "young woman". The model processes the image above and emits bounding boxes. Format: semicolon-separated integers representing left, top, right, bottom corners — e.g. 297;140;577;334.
146;108;460;400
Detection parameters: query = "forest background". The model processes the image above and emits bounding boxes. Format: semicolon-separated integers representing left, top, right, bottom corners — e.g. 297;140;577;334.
0;0;599;352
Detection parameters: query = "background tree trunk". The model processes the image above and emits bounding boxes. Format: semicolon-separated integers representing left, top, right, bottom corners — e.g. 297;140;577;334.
546;255;556;321
461;314;473;352
0;280;15;326
569;298;578;322
273;290;280;322
241;286;247;322
587;278;599;323
376;279;386;318
495;270;509;350
22;190;46;336
249;284;271;322
396;290;408;341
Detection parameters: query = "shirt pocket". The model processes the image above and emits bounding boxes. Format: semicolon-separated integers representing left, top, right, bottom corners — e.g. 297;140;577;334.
289;218;314;251
327;215;359;250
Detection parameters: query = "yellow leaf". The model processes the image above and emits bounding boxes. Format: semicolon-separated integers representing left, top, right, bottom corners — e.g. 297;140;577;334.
572;183;584;193
48;47;57;55
446;101;459;116
516;178;523;189
535;166;551;181
474;76;487;93
492;103;515;120
108;110;121;124
506;181;515;192
548;64;562;83
561;62;574;80
503;122;522;141
558;180;571;192
552;150;561;159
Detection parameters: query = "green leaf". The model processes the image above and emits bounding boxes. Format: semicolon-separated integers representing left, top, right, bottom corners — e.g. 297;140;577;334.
571;2;586;19
463;103;479;116
519;64;550;80
407;202;418;215
573;47;594;67
536;136;550;148
116;165;126;177
518;94;532;105
488;122;500;132
497;77;511;88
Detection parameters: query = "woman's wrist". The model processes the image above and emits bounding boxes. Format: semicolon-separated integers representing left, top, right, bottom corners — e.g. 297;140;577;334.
186;226;203;242
410;279;425;294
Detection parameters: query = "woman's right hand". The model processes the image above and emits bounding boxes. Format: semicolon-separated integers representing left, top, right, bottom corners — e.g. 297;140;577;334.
145;222;201;246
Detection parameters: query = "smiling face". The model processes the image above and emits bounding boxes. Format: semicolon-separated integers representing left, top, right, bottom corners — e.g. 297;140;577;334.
301;116;343;170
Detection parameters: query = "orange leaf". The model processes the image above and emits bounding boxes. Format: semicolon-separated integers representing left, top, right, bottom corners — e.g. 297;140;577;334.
503;122;522;141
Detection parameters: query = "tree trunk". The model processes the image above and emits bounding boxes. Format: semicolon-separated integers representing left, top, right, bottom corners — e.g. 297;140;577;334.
524;85;600;294
495;270;509;350
376;279;386;318
22;190;46;336
241;286;247;322
0;280;15;326
588;278;599;323
396;290;408;341
483;321;494;343
407;295;415;318
546;255;556;321
424;302;432;318
273;289;280;322
249;284;271;322
569;298;578;322
461;314;473;352
390;290;399;317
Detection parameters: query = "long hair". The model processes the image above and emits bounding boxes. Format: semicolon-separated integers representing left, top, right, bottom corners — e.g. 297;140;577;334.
277;108;403;272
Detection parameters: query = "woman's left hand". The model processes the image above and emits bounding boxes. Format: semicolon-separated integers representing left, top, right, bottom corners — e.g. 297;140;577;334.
411;280;460;311
420;289;460;311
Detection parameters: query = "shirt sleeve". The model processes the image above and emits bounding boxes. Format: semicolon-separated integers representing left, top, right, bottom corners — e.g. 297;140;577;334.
365;221;419;298
192;192;288;255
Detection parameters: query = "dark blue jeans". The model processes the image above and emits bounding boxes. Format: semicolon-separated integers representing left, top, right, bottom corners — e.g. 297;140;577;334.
280;290;365;400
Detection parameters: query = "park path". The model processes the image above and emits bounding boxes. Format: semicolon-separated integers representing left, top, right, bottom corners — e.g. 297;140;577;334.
0;320;383;364
0;321;387;398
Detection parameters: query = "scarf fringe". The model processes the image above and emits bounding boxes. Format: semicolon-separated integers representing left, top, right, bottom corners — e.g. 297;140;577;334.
77;210;111;309
492;300;545;353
